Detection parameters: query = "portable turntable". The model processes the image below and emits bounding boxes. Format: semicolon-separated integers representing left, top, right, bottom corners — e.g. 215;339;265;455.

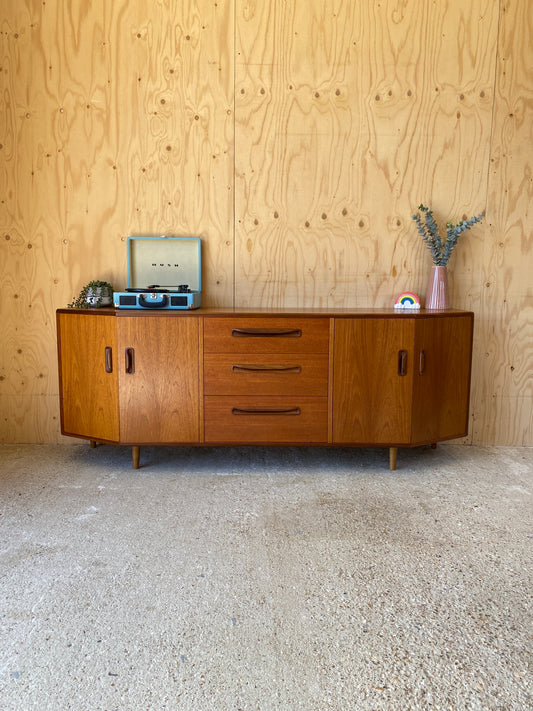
113;236;201;310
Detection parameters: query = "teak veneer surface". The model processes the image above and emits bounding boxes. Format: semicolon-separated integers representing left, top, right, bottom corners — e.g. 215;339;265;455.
117;316;200;444
204;353;329;397
57;308;473;468
332;318;415;445
411;316;474;444
204;396;329;444
57;312;119;443
58;307;472;317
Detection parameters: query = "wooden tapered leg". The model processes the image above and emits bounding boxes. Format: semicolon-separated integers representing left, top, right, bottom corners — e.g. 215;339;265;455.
132;446;140;469
90;440;97;448
431;442;437;449
389;447;398;471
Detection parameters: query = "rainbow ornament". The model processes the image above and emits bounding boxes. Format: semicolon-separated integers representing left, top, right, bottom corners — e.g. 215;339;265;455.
394;291;421;309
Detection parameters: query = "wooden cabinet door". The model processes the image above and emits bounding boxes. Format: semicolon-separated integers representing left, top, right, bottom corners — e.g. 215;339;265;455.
117;316;200;443
57;312;119;442
332;318;415;444
412;315;473;444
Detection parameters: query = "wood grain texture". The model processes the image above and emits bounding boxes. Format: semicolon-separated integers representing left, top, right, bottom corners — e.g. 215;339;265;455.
57;311;119;442
332;318;415;444
204;395;328;443
1;0;234;443
412;315;473;444
0;396;61;444
204;353;329;396
234;0;495;308
470;0;533;445
203;316;330;353
1;0;532;446
117;315;200;443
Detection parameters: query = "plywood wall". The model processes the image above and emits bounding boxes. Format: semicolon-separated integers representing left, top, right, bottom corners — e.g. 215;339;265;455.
1;0;531;446
234;0;495;308
472;0;533;445
1;0;235;442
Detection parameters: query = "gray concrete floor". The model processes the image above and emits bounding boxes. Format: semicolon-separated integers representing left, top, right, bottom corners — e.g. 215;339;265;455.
0;443;531;711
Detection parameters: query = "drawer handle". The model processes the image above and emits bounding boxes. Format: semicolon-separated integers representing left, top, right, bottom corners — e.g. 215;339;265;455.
105;347;113;373
231;364;302;373
398;350;407;376
231;328;302;338
231;407;301;416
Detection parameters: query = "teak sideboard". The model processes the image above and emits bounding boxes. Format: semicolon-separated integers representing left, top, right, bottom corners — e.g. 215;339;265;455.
56;308;474;470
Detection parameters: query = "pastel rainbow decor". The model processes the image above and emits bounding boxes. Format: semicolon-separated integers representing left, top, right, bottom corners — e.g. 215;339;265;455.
394;291;421;309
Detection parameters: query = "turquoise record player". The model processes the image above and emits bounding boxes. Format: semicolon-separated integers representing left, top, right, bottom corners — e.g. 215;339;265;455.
113;236;201;310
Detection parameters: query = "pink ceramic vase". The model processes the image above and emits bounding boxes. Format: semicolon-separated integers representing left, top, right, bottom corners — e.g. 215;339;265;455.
425;265;449;309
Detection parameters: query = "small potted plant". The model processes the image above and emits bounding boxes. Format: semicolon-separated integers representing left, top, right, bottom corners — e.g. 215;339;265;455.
412;204;483;309
68;280;114;309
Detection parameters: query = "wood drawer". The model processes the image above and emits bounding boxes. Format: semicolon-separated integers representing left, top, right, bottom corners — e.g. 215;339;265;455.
203;317;329;354
204;396;328;443
204;353;328;396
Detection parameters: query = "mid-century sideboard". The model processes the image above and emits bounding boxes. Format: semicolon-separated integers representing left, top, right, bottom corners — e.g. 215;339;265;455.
56;307;474;470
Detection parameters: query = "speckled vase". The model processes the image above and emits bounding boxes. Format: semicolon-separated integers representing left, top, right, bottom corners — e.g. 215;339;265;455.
425;265;449;310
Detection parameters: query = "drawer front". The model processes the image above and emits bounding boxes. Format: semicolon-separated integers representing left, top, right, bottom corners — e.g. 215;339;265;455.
204;396;328;443
203;317;330;354
204;353;328;396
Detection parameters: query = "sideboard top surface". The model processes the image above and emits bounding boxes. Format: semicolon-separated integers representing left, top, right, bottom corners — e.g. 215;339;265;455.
57;307;473;319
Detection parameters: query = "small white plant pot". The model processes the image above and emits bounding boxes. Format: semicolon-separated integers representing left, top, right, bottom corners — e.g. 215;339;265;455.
86;287;113;307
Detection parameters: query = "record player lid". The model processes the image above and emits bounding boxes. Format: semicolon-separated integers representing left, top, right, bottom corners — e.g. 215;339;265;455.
127;236;201;293
125;285;192;294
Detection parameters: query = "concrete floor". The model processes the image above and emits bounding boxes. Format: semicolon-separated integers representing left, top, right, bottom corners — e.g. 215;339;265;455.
0;443;531;711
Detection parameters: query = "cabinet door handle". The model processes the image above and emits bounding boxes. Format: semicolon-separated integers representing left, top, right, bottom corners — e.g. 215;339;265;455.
231;328;302;338
398;350;408;376
125;347;135;374
105;347;113;373
231;407;301;416
419;350;426;375
231;364;302;373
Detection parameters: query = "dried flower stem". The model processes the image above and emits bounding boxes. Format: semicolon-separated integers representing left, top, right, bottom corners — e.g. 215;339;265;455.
412;204;483;266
